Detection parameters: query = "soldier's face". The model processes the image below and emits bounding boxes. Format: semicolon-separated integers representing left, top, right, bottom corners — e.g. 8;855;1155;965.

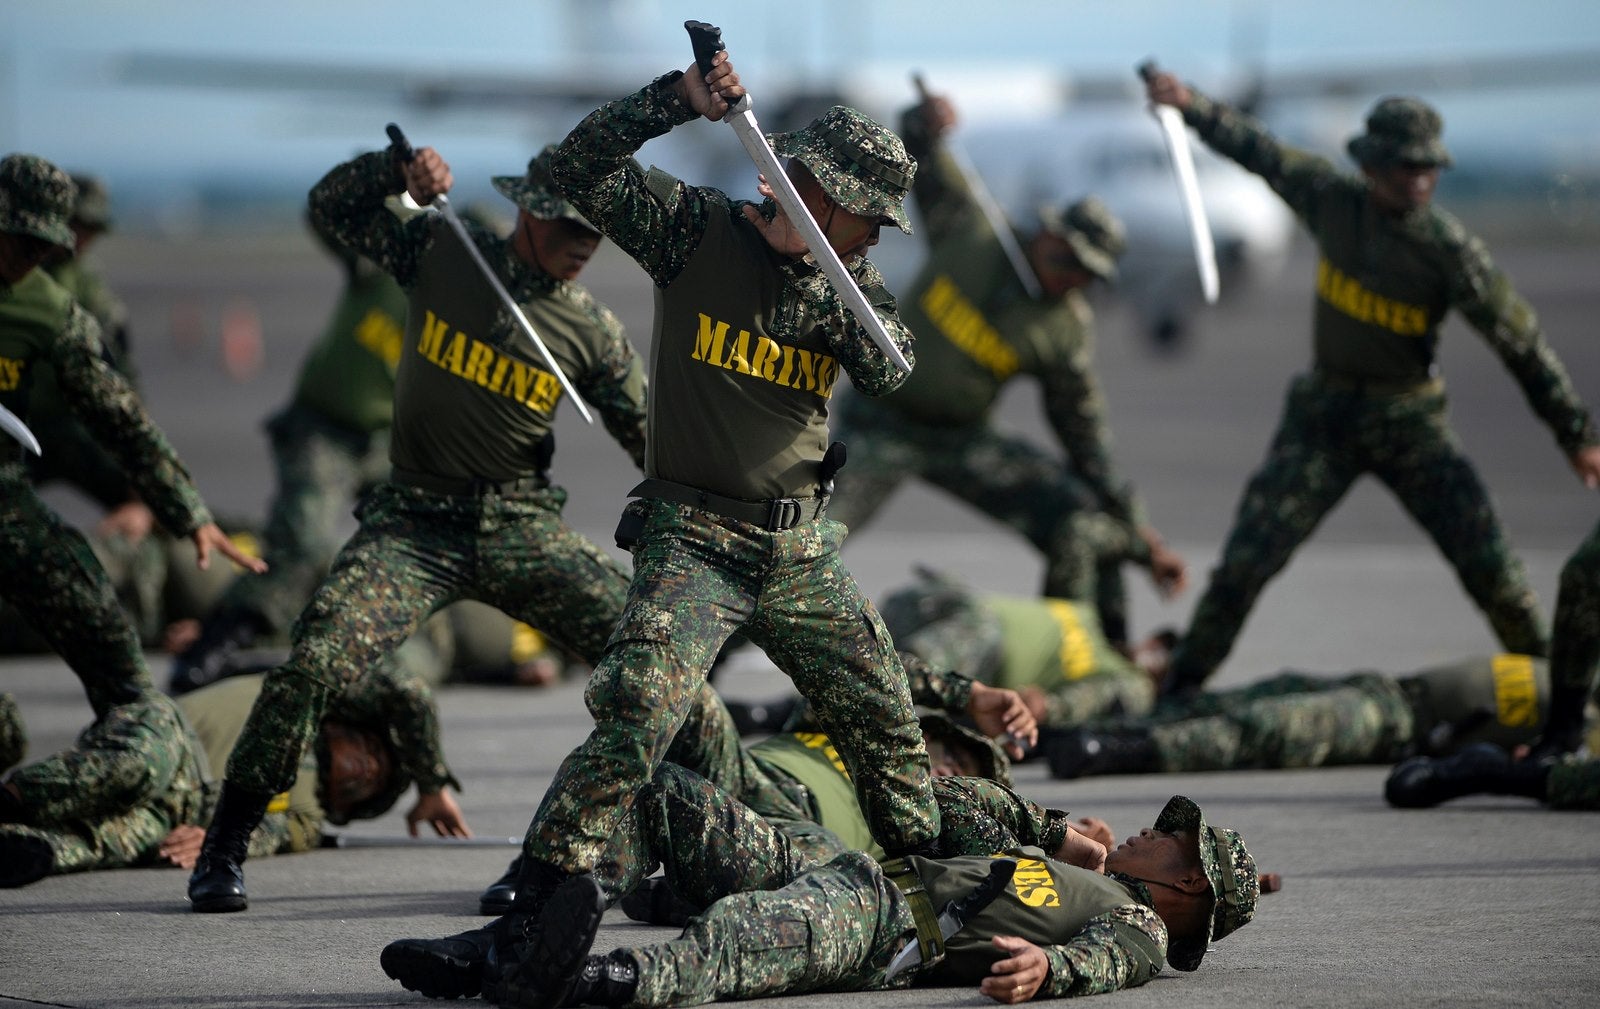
518;212;601;281
1028;233;1096;299
926;738;984;778
0;231;56;283
821;201;886;266
1104;826;1199;880
1364;161;1441;215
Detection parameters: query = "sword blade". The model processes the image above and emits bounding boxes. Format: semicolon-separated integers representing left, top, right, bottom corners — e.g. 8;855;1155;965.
723;105;913;375
0;401;41;456
1150;105;1220;304
432;195;595;424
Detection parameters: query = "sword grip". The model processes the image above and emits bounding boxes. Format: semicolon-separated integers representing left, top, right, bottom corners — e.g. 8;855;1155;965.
385;122;416;164
684;20;726;78
1136;59;1160;84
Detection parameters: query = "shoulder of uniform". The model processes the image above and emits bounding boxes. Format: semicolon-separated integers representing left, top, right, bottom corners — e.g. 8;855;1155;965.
644;164;684;210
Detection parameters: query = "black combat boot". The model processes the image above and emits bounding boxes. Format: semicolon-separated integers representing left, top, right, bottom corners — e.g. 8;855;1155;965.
0;835;54;887
563;951;639;1007
169;611;266;695
487;873;607;1009
187;781;271;912
1044;726;1159;780
619;876;701;926
1522;684;1589;765
479;853;523;915
382;857;568;1000
1383;742;1546;808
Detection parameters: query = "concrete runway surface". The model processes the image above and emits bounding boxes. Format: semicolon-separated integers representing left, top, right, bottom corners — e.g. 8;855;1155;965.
3;227;1599;1006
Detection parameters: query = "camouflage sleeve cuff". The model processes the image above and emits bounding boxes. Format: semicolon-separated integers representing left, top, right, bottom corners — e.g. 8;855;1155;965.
1181;89;1221;132
649;71;699;128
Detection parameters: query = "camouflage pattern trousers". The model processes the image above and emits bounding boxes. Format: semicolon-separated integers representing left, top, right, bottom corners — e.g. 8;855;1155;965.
0;692;208;875
224;480;629;796
0;469;154;717
1548;756;1600;810
1171;375;1547;685
828;393;1137;643
212;404;390;634
1142;672;1416;771
593;762;916;1007
525;497;940;872
1549;519;1600;696
663;680;817;823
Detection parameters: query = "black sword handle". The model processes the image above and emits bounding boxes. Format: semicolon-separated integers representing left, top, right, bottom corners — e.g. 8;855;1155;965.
385;122;415;163
944;858;1018;931
684;20;726;79
911;71;931;101
1136;59;1160;83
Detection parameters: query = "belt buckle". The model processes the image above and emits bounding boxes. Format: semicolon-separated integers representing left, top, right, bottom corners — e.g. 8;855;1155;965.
766;498;802;531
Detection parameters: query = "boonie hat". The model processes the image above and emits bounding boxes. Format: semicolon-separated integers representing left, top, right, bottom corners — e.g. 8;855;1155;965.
1153;795;1259;972
1037;196;1125;281
0;154;76;250
769;105;916;234
1346;97;1453;168
919;712;1013;789
493;145;595;230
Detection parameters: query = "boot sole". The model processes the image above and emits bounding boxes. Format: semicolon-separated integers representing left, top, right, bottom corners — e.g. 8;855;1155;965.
190;892;248;913
380;942;483;1000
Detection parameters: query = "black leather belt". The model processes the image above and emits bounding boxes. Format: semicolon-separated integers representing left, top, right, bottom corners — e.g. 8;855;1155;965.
630;478;827;532
391;467;549;497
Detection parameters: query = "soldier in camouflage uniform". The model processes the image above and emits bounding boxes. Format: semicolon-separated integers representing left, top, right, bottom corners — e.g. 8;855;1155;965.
0;153;264;723
0;666;427;887
828;90;1186;647
1047;652;1563;778
473;47;943;926
1143;71;1600;696
184;142;648;913
484;776;1255;1008
169;211;412;693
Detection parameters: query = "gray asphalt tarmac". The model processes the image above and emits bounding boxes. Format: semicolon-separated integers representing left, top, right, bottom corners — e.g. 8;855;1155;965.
3;227;1599;1007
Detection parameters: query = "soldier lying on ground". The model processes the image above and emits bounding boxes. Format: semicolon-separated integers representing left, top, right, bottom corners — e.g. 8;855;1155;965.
483;767;1257;1008
1045;652;1561;779
0;665;441;887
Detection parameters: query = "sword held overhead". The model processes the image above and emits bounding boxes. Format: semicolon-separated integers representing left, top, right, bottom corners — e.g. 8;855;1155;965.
1138;61;1220;305
384;124;594;424
683;21;912;376
0;402;41;456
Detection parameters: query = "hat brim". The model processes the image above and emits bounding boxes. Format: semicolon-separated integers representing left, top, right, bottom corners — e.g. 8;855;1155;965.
1153;795;1223;971
1036;207;1118;281
491;175;595;230
1346;135;1453;169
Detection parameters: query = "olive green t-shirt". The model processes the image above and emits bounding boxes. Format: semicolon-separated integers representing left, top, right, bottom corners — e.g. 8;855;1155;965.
392;220;619;481
177;674;323;832
1402;653;1550;751
290;259;408;434
751;730;883;859
985;594;1137;689
646;195;840;501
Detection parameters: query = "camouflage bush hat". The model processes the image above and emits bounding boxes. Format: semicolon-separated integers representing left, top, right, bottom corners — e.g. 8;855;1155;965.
1037;196;1125;281
1153;794;1259;972
492;145;595;230
1347;96;1453;168
769;105;916;234
69;173;113;231
918;712;1012;789
0;154;76;250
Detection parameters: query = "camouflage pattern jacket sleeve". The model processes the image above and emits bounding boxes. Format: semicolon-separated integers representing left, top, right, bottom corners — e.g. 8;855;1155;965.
900;652;975;712
931;776;1073;856
1441;220;1597;454
898;103;983;249
307;151;433;289
1037;312;1148;532
51;304;210;537
548;72;913;397
332;661;460;795
570;287;649;468
1039;902;1167;997
1181;88;1344;228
